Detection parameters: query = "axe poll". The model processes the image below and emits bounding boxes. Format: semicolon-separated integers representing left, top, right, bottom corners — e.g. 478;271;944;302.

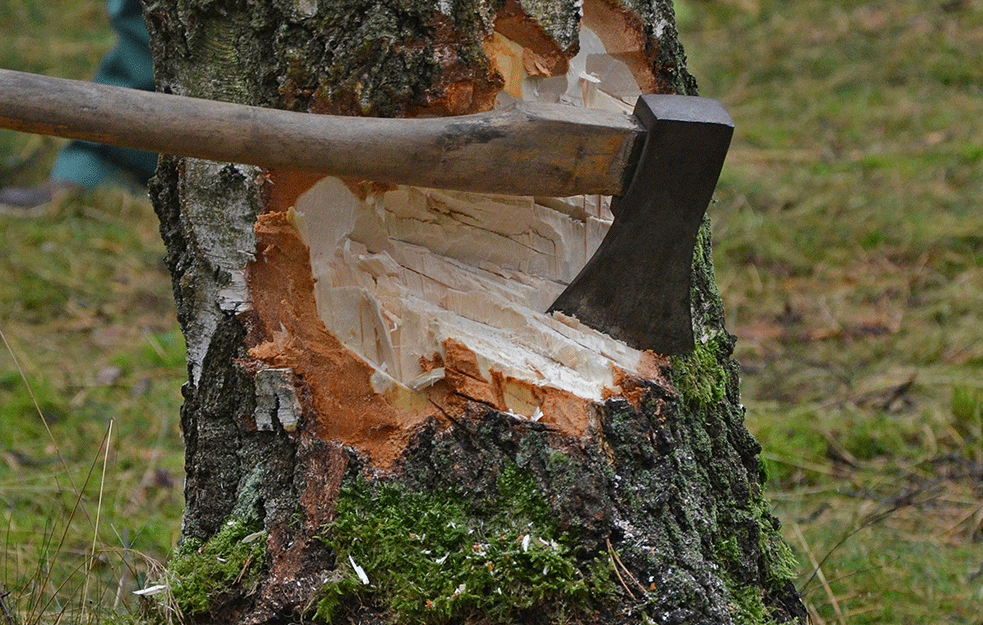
0;68;733;355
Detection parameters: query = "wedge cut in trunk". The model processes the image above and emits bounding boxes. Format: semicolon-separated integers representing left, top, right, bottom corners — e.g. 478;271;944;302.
143;0;807;623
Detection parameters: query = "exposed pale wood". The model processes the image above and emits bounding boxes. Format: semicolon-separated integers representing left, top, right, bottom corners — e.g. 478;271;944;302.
288;25;653;417
291;181;644;411
0;68;642;196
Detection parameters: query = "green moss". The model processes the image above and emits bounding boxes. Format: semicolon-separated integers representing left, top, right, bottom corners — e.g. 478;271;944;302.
670;334;730;412
494;460;559;533
715;535;743;570
715;529;784;624
314;464;615;623
714;538;764;625
723;577;770;625
759;526;798;591
167;518;267;617
731;497;799;625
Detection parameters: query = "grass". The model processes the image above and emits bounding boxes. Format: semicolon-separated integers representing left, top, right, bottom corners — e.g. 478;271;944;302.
0;191;186;623
677;0;983;622
1;3;185;620
0;0;116;189
2;0;982;623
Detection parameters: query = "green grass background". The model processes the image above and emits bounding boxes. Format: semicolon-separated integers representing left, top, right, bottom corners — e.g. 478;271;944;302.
679;1;983;623
1;0;185;621
1;0;981;623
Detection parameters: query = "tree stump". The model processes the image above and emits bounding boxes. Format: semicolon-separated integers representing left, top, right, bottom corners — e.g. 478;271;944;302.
143;0;807;622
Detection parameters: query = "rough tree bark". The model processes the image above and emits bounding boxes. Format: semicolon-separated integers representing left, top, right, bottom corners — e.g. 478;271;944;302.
142;1;807;623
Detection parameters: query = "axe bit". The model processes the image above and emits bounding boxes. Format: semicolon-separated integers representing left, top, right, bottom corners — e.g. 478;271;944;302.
0;68;733;355
549;95;734;355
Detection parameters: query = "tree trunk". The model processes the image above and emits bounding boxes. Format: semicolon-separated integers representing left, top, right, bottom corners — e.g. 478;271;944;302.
142;1;806;623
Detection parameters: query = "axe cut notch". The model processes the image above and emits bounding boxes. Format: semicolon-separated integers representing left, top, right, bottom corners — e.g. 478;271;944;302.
0;69;733;355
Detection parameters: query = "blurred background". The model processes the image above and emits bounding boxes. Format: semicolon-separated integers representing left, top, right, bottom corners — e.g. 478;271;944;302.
679;1;983;622
0;0;186;619
0;0;981;622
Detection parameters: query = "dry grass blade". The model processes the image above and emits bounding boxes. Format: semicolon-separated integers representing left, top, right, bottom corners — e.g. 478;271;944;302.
793;523;846;625
81;420;113;617
26;427;110;625
605;540;635;601
605;538;648;599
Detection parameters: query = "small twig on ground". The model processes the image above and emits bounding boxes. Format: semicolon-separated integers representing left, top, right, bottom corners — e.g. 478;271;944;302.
878;375;916;412
604;538;648;599
0;587;18;625
605;540;636;601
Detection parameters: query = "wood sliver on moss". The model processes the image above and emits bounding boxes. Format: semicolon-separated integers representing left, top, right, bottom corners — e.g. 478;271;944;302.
313;465;617;624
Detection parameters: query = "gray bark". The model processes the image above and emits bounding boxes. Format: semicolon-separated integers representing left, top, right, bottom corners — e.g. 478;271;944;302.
142;1;807;623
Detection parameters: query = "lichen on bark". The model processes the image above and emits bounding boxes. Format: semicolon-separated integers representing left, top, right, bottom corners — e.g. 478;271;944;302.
142;0;806;622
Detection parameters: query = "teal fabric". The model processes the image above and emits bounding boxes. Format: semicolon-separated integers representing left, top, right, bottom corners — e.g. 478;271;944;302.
51;0;157;188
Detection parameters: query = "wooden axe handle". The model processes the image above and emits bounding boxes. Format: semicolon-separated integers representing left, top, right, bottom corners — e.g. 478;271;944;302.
0;68;643;197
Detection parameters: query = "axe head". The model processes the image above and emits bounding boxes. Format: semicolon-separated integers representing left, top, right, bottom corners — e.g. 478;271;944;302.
549;95;734;355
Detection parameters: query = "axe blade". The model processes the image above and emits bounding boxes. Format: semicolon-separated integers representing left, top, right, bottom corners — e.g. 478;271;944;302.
549;95;734;355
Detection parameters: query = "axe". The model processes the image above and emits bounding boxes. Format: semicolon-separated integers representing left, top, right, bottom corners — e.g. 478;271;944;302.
0;68;733;355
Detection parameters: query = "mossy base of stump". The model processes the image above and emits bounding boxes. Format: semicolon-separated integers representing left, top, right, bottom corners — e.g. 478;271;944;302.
165;369;806;625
